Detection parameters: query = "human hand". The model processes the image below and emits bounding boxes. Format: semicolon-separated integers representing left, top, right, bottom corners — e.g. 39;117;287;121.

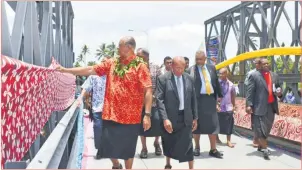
246;106;253;114
233;106;237;114
192;119;198;132
216;105;221;112
76;98;82;107
55;65;65;73
163;119;173;133
143;115;151;131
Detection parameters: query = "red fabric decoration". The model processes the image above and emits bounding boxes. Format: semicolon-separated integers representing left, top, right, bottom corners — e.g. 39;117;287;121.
1;55;75;168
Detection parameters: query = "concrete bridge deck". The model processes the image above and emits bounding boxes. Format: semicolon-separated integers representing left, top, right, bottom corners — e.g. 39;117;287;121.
81;119;301;169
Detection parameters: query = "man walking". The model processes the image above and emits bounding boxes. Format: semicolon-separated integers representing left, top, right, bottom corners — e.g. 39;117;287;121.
136;48;163;158
244;58;261;147
189;50;224;158
78;74;107;160
56;36;152;169
246;58;283;160
156;56;198;169
216;68;236;148
160;56;172;74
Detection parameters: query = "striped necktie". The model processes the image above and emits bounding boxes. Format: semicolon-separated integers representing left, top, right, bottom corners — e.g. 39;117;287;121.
201;67;212;95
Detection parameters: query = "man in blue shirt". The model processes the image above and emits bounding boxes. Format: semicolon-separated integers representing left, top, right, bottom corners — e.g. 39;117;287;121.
80;74;106;160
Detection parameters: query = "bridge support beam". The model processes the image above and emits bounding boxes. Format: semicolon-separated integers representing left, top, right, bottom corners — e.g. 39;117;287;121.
2;1;76;166
2;1;74;67
204;1;301;102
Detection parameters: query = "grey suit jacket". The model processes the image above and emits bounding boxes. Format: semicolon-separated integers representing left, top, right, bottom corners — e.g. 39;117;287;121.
246;71;282;116
156;71;198;127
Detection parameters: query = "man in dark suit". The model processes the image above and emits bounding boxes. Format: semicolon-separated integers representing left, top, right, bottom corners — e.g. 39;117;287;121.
246;58;283;160
156;56;198;169
189;50;224;158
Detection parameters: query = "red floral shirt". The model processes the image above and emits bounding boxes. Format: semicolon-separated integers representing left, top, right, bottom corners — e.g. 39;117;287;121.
93;55;152;124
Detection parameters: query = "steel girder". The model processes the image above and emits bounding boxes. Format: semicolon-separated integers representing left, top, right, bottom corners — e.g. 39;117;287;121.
2;1;74;68
1;1;75;164
204;1;301;103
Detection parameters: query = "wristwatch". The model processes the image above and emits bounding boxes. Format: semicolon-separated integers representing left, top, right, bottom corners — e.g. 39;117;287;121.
145;112;151;117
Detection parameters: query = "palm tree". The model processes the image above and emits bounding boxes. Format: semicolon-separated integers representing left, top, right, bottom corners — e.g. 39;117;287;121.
87;61;97;66
96;42;117;60
74;61;81;67
107;42;117;57
76;54;84;63
81;45;89;56
96;43;107;60
81;45;90;65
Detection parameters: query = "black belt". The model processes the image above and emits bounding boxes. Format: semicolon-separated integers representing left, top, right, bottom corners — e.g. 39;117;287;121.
178;110;184;114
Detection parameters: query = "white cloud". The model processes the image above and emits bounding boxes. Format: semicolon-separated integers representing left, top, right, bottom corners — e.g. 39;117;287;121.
146;23;205;65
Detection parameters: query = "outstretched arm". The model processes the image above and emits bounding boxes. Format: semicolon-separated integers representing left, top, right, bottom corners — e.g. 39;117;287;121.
58;66;97;76
56;59;111;76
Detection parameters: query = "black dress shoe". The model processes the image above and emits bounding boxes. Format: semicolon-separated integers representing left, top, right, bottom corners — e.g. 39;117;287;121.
94;150;101;160
139;149;148;159
194;148;200;156
209;149;223;158
112;163;123;169
263;150;270;160
165;165;172;169
154;143;162;156
257;147;271;155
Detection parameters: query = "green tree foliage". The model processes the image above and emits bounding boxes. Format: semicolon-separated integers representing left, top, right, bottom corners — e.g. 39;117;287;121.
74;61;81;67
87;61;97;66
96;42;118;60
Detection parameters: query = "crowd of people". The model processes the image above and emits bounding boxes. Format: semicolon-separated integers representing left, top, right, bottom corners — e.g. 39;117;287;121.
56;36;288;169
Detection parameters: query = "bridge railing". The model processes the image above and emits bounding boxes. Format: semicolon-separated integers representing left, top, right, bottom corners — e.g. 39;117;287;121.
24;96;83;169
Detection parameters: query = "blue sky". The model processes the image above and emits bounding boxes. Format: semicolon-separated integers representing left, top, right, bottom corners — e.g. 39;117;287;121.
4;1;299;67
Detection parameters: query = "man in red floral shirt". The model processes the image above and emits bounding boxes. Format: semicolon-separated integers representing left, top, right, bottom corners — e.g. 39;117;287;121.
56;36;153;169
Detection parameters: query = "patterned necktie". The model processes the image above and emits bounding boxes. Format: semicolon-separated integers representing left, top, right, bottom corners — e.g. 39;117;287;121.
201;67;212;95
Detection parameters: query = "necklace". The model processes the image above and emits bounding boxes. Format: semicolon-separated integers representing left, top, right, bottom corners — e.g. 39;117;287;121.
114;56;145;77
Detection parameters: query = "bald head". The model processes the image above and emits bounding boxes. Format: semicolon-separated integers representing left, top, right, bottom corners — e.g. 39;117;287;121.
195;50;207;66
219;67;228;74
219;67;228;80
172;56;186;76
118;36;136;59
172;56;186;65
119;36;136;49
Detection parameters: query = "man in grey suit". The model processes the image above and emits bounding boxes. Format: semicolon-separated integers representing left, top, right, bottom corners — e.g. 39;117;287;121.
244;58;261;147
246;58;283;160
156;56;198;169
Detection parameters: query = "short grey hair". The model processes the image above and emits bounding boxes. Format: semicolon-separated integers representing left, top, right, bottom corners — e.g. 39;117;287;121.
124;37;136;49
195;50;206;57
137;48;149;57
